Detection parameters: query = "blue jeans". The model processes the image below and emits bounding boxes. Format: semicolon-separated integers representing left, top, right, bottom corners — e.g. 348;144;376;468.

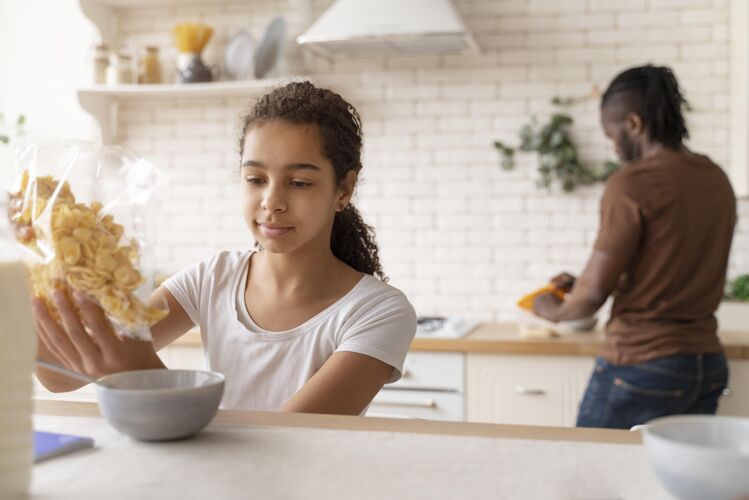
576;353;729;429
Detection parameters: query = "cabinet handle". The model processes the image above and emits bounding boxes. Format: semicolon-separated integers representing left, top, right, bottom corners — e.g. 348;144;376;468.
722;388;732;397
372;399;438;409
514;386;546;396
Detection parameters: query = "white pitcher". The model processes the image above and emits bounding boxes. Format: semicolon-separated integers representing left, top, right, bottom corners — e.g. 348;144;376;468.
0;192;36;497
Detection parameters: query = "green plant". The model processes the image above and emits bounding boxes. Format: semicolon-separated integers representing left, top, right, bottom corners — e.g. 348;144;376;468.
493;97;619;192
0;112;26;145
725;275;749;302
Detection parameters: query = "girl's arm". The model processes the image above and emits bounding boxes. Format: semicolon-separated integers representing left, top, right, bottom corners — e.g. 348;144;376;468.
34;286;194;392
281;352;394;415
147;286;196;351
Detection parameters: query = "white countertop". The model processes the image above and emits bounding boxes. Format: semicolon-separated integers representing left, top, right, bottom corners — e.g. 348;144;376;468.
31;400;671;499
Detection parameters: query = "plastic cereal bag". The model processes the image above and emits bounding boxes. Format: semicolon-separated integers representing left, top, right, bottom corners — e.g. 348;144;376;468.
8;141;167;341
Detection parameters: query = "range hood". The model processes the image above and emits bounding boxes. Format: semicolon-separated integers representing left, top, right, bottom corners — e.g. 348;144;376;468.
296;0;479;58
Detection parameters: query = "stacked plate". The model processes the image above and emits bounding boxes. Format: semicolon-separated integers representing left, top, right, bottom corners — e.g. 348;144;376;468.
224;16;287;80
224;30;255;80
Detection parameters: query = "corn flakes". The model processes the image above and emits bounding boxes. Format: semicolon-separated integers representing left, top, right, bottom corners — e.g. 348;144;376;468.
11;171;167;335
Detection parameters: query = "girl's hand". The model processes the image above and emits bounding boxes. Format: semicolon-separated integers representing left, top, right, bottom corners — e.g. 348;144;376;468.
7;194;35;243
33;289;164;380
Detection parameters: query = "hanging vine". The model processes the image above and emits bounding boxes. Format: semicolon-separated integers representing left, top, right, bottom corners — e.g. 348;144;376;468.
493;89;619;192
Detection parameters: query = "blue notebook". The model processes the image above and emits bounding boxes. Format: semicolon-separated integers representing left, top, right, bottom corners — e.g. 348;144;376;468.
33;430;94;463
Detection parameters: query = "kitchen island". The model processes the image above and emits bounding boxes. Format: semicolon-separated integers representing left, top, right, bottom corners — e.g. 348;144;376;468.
32;399;670;499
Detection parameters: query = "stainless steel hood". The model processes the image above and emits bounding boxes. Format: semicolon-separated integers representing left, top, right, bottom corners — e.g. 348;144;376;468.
296;0;479;58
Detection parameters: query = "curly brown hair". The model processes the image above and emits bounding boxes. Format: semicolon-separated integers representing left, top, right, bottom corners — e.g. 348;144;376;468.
238;81;386;281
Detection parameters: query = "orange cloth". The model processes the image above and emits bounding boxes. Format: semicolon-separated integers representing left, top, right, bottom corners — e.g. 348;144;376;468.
516;284;566;311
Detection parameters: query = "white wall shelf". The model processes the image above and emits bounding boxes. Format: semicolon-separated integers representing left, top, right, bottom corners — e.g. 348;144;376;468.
79;78;310;99
77;77;310;144
83;0;246;6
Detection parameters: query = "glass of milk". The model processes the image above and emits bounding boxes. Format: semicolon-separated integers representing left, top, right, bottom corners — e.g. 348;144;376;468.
0;192;36;497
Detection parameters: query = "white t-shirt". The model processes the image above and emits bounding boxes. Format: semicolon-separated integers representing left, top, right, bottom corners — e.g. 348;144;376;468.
163;250;417;411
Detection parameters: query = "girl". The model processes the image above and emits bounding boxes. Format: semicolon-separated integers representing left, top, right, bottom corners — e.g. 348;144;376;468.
33;82;417;415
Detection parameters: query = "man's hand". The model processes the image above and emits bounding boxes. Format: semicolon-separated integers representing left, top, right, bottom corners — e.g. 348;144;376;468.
532;291;564;321
535;250;628;323
550;272;576;293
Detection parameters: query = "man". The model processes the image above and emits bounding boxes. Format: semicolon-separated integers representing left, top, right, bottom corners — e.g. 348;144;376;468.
533;64;737;429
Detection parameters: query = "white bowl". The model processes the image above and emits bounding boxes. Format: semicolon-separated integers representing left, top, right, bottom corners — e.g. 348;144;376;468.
642;415;749;500
95;369;225;441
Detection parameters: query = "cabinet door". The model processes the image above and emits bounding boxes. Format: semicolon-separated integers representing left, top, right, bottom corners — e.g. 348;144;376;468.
718;359;749;417
467;354;594;427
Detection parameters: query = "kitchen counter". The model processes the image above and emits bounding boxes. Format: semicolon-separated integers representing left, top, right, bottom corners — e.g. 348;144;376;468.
32;399;669;499
173;322;749;359
414;323;749;358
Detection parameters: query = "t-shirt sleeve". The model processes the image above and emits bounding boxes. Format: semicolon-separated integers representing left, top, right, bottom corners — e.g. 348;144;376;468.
162;259;208;327
593;171;644;263
336;292;417;384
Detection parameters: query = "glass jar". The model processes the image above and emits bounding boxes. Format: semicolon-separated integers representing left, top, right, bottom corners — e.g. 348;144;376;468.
0;193;36;498
138;46;162;84
92;44;109;84
106;52;133;85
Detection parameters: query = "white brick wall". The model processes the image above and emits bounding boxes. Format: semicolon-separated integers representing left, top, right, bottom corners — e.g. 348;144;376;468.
115;0;747;321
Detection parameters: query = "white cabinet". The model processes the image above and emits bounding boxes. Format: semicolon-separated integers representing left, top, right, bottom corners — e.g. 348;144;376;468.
388;351;464;392
156;345;205;370
466;354;594;427
467;354;749;426
368;352;465;421
718;359;749;417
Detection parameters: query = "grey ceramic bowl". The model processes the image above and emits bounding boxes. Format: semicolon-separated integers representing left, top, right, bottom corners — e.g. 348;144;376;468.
95;369;225;441
642;415;749;500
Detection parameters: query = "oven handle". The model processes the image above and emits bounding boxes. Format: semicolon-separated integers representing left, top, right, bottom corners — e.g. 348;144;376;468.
371;399;438;409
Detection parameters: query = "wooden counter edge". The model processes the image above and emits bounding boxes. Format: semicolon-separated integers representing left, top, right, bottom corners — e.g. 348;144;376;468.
33;399;642;446
169;329;749;359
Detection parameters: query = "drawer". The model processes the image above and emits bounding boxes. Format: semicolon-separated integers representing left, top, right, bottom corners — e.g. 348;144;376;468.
467;354;594;427
473;374;576;426
389;352;465;392
368;389;464;421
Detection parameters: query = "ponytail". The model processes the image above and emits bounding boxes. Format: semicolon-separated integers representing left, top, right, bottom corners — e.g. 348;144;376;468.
331;205;386;281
